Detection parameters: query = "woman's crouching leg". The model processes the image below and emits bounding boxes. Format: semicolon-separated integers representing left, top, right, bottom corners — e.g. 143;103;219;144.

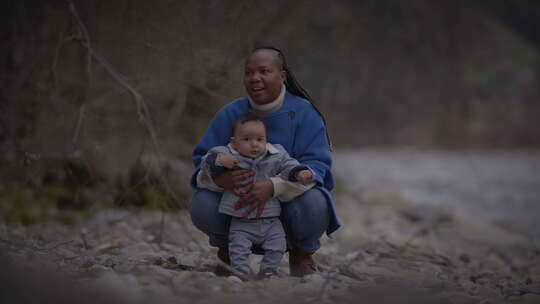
281;188;330;253
188;190;230;248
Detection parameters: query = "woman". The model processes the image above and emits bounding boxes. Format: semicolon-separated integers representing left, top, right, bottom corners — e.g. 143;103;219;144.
189;46;341;277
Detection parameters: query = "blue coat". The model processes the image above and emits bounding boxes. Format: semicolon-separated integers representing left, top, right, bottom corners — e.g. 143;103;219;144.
191;91;341;235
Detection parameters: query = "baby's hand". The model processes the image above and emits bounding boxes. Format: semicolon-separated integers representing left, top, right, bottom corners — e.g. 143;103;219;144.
295;170;313;182
216;154;239;169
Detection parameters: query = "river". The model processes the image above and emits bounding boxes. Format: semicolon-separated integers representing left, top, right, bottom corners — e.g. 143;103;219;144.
333;149;540;236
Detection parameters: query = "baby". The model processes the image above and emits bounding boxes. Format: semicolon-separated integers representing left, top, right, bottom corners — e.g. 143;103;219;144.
201;113;314;279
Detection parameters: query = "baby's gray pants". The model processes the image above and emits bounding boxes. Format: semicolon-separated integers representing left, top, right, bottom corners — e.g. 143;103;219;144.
229;217;286;275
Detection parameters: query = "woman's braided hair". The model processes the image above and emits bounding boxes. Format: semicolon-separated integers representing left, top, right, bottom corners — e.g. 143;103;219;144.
251;46;332;150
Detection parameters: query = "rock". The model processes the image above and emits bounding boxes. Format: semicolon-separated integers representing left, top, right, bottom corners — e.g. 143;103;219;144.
503;283;540;299
167;256;178;264
142;265;179;280
93;272;142;302
178;253;198;268
330;273;358;286
459;253;471;264
153;257;165;266
90;264;112;274
349;263;396;278
227;275;243;284
171;271;192;286
300;273;326;290
225;277;244;293
301;273;325;283
119;242;155;258
79;256;98;268
196;271;217;279
95;255;116;268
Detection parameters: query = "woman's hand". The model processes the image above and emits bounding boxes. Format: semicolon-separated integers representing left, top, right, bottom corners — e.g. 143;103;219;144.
235;179;274;219
213;169;255;190
296;169;313;182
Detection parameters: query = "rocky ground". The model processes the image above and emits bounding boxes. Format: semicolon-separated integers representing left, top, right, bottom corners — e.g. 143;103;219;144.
1;183;540;304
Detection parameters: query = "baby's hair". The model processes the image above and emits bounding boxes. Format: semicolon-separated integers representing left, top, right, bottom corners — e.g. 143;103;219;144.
250;46;332;150
232;113;267;136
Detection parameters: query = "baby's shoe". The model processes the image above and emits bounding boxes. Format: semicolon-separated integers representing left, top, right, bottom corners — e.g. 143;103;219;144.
257;268;279;280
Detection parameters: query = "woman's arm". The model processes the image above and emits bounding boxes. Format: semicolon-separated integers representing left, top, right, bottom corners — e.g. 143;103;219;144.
293;106;333;190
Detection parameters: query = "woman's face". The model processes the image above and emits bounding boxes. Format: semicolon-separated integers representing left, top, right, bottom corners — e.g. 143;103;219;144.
243;50;286;105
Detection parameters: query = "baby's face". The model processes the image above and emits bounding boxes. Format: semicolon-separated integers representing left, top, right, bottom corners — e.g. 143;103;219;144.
231;120;267;158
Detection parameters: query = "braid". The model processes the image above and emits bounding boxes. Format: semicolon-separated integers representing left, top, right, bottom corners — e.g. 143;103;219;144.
251;46;333;150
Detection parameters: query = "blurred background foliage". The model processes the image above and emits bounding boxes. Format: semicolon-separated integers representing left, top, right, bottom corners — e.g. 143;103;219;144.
1;0;539;222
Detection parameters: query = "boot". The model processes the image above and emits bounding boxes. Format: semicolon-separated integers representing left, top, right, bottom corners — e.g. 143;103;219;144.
217;246;230;265
215;246;232;276
289;245;318;277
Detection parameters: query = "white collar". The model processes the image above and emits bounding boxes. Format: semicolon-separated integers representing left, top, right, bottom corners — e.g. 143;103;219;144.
227;142;280;157
248;84;285;115
266;143;280;154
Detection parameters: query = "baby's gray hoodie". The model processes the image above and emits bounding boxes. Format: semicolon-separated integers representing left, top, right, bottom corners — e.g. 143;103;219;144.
201;143;313;218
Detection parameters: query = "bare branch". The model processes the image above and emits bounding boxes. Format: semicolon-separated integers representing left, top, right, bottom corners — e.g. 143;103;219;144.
65;0;182;208
66;0;93;148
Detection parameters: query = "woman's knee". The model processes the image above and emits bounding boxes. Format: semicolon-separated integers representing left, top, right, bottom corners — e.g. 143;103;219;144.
281;188;330;237
282;188;329;220
188;190;228;233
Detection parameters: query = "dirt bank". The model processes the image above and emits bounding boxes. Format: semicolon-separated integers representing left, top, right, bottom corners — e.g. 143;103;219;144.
1;185;539;303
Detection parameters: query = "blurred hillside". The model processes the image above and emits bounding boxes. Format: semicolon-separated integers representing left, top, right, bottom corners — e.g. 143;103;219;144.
1;0;539;212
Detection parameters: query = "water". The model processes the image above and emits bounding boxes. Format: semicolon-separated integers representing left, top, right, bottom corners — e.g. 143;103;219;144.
333;149;540;236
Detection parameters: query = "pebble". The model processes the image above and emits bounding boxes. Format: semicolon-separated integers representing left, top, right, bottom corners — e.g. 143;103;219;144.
299;273;326;291
90;264;112;274
93;272;142;302
119;242;155;258
193;271;217;279
96;255;116;268
301;273;325;283
171;271;192;286
227;275;243;284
